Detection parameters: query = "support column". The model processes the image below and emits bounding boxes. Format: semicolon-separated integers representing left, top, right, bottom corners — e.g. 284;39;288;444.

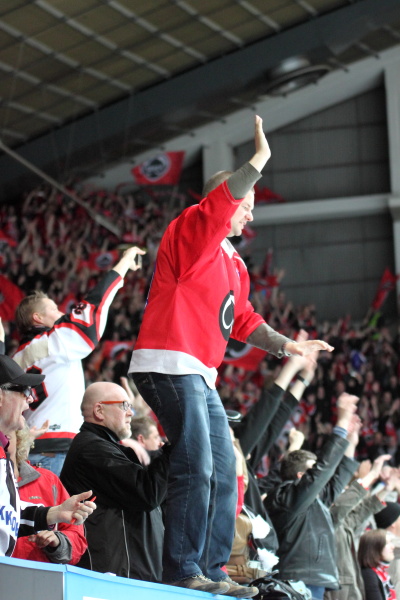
202;140;234;188
389;198;400;311
385;61;400;302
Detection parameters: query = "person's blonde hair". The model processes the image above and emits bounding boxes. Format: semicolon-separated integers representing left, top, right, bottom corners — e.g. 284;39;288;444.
15;291;48;334
15;423;34;467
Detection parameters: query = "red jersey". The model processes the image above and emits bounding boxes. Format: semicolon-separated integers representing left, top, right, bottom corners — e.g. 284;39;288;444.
129;181;266;388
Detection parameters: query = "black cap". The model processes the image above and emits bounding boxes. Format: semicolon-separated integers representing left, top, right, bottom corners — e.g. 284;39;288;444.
375;502;400;529
0;355;45;387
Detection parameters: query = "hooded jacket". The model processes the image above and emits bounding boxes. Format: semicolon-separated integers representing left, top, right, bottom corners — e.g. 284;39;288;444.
13;461;87;564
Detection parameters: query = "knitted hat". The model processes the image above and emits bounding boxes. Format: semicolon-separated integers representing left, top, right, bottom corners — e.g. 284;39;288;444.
375;502;400;529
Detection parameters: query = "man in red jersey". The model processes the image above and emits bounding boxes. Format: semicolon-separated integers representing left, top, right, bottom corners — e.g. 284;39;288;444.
129;116;333;597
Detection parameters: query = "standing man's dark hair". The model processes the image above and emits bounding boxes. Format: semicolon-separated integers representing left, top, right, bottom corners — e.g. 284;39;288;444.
280;449;317;481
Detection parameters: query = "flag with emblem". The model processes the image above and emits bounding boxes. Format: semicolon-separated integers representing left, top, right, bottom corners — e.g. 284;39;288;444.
0;275;25;321
102;340;134;359
222;338;266;370
132;151;185;186
87;250;119;271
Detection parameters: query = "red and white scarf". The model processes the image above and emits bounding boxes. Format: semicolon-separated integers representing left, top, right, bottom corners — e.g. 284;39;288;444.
372;562;397;600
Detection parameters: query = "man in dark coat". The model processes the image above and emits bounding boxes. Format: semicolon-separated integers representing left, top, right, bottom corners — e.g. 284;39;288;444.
61;381;170;582
265;392;359;600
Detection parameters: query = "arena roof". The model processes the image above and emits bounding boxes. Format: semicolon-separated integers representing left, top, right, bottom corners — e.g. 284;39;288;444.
1;0;400;198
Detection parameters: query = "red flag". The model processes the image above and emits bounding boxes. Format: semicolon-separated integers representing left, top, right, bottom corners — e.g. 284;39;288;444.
0;275;25;321
102;340;134;359
87;250;119;271
241;225;257;241
254;184;286;204
371;268;398;311
222;339;266;370
131;151;185;186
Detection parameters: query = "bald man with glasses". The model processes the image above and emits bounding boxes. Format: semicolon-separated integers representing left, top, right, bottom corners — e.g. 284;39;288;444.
60;381;170;583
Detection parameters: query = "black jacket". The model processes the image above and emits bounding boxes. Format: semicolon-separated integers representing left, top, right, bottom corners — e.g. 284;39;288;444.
233;383;299;554
265;433;358;588
60;422;169;582
361;567;386;600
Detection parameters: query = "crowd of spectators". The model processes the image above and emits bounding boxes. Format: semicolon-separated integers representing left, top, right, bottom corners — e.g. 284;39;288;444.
2;181;400;599
1;183;400;470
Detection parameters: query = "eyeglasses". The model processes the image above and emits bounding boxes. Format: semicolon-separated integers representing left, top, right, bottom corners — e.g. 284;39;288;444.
98;400;134;412
0;384;32;398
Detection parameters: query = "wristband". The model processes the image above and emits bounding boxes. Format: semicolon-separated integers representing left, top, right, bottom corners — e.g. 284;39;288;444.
297;374;310;387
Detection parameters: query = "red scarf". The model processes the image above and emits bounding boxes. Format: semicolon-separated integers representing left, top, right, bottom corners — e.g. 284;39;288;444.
372;562;397;600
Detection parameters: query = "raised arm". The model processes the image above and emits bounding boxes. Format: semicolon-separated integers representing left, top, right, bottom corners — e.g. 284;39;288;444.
112;246;146;278
249;115;271;172
281;393;358;514
226;115;271;201
246;332;318;468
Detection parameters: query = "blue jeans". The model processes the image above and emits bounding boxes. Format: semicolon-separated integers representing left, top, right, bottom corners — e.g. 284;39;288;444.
28;452;67;477
307;585;325;600
131;372;237;583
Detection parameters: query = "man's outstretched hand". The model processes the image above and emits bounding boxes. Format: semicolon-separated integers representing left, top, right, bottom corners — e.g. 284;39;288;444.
285;339;334;357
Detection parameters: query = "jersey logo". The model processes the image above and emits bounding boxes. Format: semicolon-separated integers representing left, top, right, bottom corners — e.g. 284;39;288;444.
219;291;235;341
26;366;48;412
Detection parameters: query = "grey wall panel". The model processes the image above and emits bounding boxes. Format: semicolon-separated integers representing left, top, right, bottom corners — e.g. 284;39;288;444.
286;280;375;321
249;214;394;320
259;215;390;247
360;163;390;194
359;125;388;161
235;87;390;201
270;165;367;201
